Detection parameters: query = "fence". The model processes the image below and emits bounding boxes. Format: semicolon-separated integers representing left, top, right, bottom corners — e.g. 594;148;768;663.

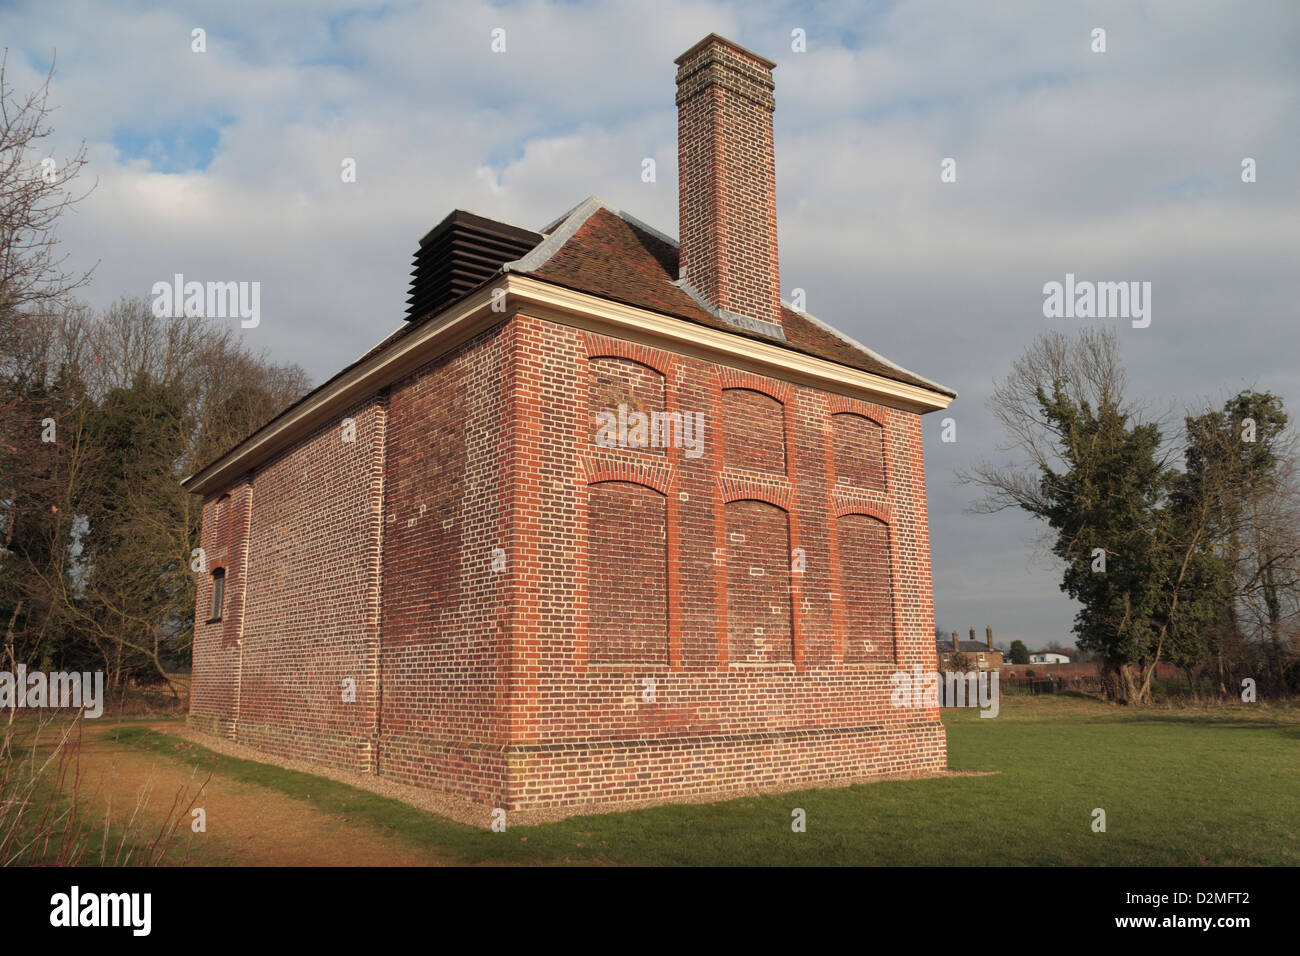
996;665;1217;700
998;673;1069;696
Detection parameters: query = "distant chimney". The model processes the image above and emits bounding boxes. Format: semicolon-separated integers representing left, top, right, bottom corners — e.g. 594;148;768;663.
951;632;959;651
986;626;994;650
675;34;784;339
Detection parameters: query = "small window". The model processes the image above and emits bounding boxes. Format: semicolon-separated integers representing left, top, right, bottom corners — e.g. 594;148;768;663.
210;568;226;622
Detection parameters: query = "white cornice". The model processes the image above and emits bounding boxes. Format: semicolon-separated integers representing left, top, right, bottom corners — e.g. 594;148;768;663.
505;275;955;415
180;283;505;495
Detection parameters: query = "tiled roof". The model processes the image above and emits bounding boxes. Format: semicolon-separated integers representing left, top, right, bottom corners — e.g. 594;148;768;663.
330;200;953;408
510;200;953;396
184;199;953;489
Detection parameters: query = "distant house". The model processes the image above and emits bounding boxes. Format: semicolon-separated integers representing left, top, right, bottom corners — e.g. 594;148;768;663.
936;637;1003;671
1029;652;1071;664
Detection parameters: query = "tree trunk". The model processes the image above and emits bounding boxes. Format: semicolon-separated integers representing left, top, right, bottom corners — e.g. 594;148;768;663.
1260;558;1287;695
1100;660;1146;704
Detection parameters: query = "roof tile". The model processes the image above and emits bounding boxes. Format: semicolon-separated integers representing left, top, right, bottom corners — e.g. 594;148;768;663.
525;207;951;394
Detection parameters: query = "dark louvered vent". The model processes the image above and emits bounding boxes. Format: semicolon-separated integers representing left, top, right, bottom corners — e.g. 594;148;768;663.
405;210;542;322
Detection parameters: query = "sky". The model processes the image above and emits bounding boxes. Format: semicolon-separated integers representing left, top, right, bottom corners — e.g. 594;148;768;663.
6;0;1298;650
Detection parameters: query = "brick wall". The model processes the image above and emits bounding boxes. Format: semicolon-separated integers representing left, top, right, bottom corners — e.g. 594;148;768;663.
190;311;947;811
501;313;946;810
189;393;386;764
376;324;511;802
838;513;895;663
588;482;669;665
189;478;252;738
218;397;383;768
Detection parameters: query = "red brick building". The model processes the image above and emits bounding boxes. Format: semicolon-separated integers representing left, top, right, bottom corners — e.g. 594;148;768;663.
183;34;956;812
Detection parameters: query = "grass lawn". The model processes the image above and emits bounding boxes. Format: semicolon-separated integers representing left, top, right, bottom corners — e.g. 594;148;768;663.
103;694;1300;866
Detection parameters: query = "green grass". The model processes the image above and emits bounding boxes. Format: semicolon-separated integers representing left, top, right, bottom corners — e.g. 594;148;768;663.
19;773;223;867
3;718;218;867
113;697;1300;865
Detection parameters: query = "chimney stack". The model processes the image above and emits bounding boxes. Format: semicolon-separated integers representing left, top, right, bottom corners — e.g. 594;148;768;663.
675;34;784;339
952;632;959;651
987;626;994;650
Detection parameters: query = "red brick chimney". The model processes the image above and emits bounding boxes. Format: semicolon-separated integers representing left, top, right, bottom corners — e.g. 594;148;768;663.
675;34;783;338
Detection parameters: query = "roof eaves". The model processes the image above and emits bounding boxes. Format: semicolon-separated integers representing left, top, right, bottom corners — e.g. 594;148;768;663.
179;269;509;491
179;319;408;488
787;300;957;399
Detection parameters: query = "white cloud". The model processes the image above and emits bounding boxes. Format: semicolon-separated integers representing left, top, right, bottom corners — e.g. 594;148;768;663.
8;0;1298;641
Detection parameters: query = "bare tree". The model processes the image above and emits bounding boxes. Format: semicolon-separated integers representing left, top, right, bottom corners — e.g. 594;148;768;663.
0;50;95;325
64;297;310;687
0;49;97;675
961;328;1170;515
1233;433;1300;694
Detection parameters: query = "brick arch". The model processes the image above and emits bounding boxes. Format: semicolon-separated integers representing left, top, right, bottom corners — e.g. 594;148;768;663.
586;480;669;665
582;332;675;378
588;355;667;397
718;474;792;511
588;355;669;458
715;367;790;405
831;411;887;494
827;394;891;427
830;497;891;524
836;512;895;663
721;387;786;475
582;458;675;496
